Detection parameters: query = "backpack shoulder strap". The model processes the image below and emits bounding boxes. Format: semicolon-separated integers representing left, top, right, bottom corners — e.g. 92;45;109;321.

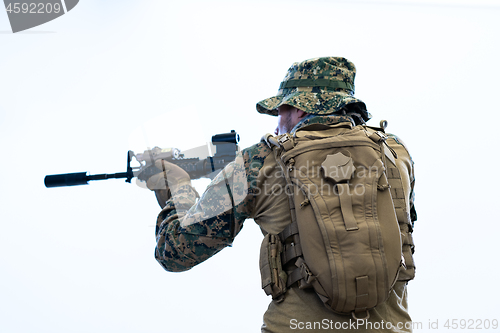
363;126;398;166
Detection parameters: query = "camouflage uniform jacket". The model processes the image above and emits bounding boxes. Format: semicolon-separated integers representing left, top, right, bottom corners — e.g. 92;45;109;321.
155;114;416;333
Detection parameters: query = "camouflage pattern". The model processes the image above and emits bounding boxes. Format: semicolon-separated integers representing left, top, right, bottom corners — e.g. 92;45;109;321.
154;114;416;269
154;140;271;272
257;57;371;121
155;115;355;271
154;113;416;332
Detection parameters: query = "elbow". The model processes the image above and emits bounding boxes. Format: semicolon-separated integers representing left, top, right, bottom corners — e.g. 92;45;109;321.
156;258;194;273
155;246;198;272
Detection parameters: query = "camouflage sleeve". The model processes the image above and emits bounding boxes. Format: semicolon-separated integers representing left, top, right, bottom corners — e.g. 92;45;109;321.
155;142;272;272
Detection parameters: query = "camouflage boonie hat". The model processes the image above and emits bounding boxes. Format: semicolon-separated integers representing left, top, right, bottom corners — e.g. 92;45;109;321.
257;57;370;121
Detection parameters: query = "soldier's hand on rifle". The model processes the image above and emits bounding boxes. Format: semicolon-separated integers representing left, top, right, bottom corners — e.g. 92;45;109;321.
146;159;191;208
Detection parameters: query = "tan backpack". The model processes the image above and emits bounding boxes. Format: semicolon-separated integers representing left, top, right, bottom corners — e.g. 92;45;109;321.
260;120;406;318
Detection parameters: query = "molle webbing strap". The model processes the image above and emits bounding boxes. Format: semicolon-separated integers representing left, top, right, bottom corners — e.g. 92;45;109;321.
287;267;303;288
282;242;302;266
365;128;397;166
279;79;354;93
366;128;406;223
386;166;409;224
337;184;359;231
355;276;369;311
279;222;303;265
273;147;298;228
279;222;299;242
272;143;310;289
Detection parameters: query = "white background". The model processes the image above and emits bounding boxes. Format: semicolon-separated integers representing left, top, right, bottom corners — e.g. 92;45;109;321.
1;0;499;332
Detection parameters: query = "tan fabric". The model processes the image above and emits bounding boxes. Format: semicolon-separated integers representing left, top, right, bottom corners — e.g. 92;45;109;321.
152;115;416;331
251;123;415;332
269;124;403;314
386;137;416;280
251;150;292;234
262;282;412;333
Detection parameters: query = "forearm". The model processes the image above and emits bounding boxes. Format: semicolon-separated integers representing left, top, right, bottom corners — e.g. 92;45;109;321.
154;181;248;272
155;209;235;272
153;149;260;272
155;218;232;272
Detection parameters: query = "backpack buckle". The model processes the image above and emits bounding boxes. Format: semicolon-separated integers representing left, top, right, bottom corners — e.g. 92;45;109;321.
278;134;288;143
295;257;316;289
372;131;387;142
277;134;295;151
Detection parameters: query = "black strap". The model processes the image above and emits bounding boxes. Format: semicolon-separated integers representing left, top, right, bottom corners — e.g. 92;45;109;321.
279;222;299;242
282;243;303;266
287;267;303;288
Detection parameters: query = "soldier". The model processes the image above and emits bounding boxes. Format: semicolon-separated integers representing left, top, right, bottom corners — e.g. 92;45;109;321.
148;57;416;332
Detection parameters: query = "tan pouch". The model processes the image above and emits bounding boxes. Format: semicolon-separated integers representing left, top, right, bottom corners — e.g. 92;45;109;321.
260;234;288;302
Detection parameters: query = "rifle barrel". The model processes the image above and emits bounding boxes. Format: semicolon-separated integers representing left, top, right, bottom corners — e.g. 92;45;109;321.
44;172;129;188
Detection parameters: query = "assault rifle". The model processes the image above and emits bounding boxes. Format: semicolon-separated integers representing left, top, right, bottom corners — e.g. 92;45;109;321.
44;130;240;188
